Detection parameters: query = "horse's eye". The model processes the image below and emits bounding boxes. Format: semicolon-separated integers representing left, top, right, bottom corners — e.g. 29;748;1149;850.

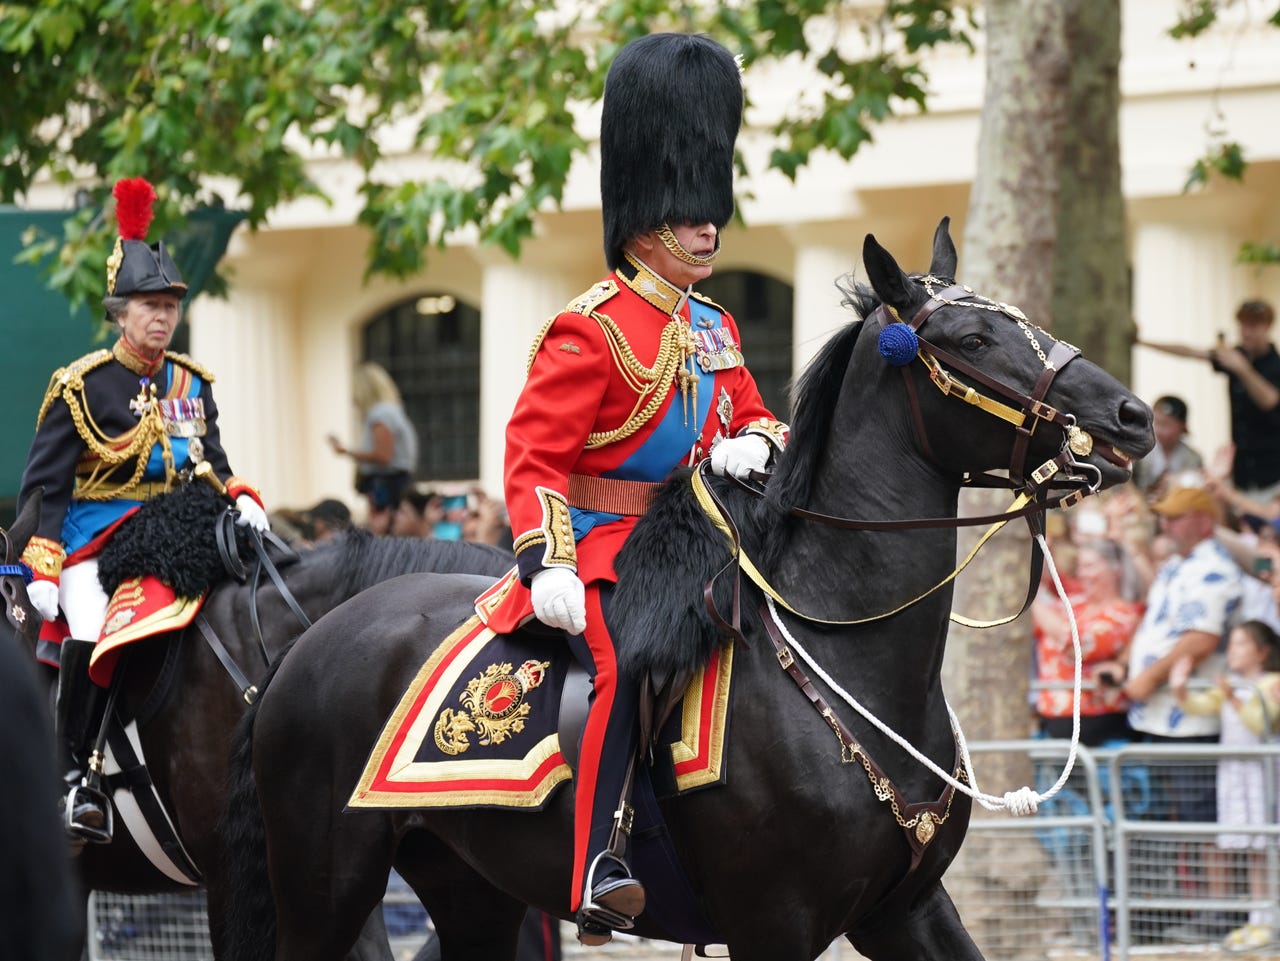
961;334;986;352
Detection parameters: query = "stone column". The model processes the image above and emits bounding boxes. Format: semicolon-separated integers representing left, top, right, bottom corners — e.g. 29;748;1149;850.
477;260;582;497
789;226;863;373
1130;219;1248;462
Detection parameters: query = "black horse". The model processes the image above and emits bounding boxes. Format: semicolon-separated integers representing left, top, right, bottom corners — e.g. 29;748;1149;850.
0;499;512;961
219;220;1154;961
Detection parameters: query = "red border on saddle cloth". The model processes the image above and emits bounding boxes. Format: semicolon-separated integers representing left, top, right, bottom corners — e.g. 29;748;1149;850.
88;575;203;687
347;573;735;810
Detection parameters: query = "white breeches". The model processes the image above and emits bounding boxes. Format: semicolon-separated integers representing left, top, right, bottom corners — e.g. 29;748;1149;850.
60;559;109;642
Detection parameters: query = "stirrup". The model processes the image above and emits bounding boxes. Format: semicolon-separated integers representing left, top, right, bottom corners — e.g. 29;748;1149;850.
579;852;645;933
64;783;113;844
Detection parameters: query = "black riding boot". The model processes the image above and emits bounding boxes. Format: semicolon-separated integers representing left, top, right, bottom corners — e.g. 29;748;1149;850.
56;638;113;844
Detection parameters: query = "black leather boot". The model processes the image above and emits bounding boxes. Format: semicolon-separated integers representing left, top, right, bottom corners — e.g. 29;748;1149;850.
576;852;646;946
56;639;113;844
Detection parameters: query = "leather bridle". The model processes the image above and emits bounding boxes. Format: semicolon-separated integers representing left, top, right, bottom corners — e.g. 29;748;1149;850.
701;277;1134;632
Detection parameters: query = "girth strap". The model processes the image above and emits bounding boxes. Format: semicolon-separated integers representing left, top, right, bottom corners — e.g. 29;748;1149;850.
105;723;203;885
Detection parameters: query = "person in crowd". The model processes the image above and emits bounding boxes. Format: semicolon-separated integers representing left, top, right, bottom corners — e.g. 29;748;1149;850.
1205;442;1280;528
16;178;269;842
1125;485;1244;747
1172;620;1280;952
1132;395;1203;500
1123;484;1244;937
304;498;352;543
391;487;442;538
328;361;419;531
1033;539;1143;745
1138;299;1280;501
477;33;788;945
1099;483;1161;600
462;486;512;549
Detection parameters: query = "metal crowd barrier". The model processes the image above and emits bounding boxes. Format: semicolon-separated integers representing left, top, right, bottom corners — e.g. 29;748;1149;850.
86;740;1280;961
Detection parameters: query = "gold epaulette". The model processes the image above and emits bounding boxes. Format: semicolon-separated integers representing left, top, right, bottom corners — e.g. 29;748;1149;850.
36;350;112;428
524;280;622;374
689;289;729;314
565;279;619;316
165;351;217;382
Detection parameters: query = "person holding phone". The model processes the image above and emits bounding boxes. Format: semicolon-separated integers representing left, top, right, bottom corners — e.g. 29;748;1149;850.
1032;539;1143;745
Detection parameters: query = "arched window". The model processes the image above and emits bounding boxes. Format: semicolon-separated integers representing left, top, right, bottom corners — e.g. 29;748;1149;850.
362;293;482;480
697;270;794;419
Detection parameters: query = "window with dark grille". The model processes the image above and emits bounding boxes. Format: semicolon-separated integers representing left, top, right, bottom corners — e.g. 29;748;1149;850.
697;270;794;419
362;294;481;480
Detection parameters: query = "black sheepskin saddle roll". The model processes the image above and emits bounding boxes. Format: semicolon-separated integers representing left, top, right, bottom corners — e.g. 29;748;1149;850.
611;468;754;677
97;481;249;600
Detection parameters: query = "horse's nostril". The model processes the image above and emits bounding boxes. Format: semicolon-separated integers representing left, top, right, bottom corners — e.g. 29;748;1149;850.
1118;398;1152;430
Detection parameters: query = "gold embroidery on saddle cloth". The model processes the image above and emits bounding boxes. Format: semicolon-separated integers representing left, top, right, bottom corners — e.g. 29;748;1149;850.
433;659;551;756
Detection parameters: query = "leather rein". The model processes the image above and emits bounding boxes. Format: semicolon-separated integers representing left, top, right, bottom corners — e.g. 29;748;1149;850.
197;508;312;704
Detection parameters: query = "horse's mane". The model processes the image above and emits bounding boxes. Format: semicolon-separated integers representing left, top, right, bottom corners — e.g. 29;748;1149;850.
321;529;513;600
613;283;874;677
763;280;873;517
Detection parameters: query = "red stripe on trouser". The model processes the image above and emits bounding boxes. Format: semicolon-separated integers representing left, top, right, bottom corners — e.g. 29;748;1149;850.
570;584;621;911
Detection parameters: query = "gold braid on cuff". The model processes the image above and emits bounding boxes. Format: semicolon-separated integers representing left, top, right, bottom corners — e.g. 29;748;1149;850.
21;536;66;579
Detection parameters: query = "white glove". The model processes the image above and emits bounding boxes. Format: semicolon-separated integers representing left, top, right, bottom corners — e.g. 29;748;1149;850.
530;567;587;634
235;494;270;532
28;580;59;622
709;434;771;480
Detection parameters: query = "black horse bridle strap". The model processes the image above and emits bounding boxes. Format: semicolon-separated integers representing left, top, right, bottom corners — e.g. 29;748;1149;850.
759;604;963;872
246;526;311;667
195;613;259;704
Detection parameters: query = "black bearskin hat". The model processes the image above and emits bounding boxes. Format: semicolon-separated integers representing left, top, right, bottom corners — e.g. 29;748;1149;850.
600;33;742;270
106;178;188;299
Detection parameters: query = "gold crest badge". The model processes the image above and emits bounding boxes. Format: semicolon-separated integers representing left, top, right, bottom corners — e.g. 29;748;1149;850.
433;658;551;757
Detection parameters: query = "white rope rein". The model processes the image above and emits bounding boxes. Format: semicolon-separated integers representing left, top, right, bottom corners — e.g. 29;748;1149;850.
765;531;1083;816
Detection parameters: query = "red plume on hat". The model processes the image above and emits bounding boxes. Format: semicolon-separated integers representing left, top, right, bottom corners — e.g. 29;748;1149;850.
113;177;157;241
105;177;187;299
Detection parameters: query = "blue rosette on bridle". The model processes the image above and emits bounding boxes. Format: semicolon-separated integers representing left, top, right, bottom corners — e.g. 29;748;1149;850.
878;322;919;367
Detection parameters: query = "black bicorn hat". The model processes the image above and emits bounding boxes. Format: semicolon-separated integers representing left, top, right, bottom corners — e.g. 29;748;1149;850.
599;33;743;270
106;178;189;299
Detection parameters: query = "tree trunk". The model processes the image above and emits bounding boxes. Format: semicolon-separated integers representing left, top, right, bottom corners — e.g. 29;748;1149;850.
944;5;1126;953
947;0;1071;754
1053;0;1130;382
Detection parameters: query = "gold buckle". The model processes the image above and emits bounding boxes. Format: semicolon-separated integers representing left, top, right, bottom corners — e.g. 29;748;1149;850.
1029;400;1059;421
776;647;794;670
1030;459;1060;486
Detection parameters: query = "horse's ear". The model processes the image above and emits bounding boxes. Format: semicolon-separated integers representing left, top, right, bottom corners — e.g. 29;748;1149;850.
862;233;913;313
7;488;42;557
928;216;957;280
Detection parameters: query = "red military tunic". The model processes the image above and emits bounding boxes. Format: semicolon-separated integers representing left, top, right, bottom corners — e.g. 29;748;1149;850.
494;251;787;611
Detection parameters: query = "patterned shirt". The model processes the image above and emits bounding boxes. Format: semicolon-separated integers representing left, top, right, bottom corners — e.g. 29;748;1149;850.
1127;538;1245;737
1036;595;1143;718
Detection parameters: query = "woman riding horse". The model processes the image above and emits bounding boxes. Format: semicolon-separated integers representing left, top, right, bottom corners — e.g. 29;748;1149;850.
487;33;788;945
17;177;269;842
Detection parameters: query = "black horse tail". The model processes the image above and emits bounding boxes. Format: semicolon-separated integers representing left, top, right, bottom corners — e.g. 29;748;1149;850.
216;647;294;961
